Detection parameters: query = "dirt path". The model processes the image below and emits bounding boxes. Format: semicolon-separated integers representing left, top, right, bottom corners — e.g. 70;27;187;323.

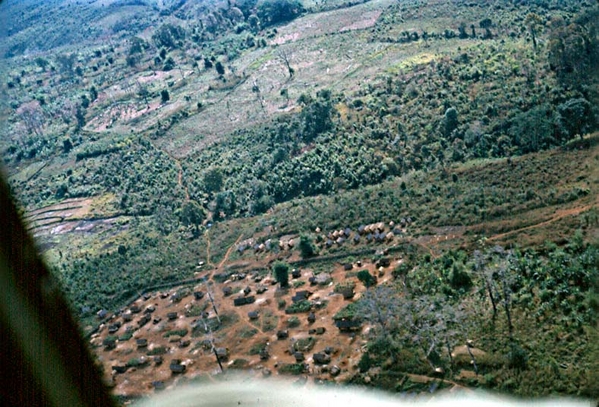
146;137;190;201
217;234;244;269
487;200;596;242
174;158;190;202
205;230;213;267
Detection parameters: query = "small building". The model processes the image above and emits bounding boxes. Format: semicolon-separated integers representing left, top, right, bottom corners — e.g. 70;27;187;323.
152;316;162;325
315;327;326;335
335;319;362;331
167;312;178;320
291;269;301;279
144;305;155;314
130;305;141;314
122;313;133;323
138;315;150;327
103;337;116;350
243;286;251;296
276;330;289;339
97;309;108;319
376;257;391;268
234;296;256;306
193;291;204;300
248;311;259;320
307;312;316;323
256;285;267;294
108;323;121;334
152;381;165;391
113;365;128;374
223;287;233;296
292;290;311;303
179;340;191;348
260;349;270;361
313;352;331;365
343;263;353;271
136;338;148;348
153;356;163;366
169;359;186;374
294;352;305;362
215;347;229;359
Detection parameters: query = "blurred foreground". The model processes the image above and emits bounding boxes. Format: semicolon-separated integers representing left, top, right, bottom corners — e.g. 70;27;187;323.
136;376;593;407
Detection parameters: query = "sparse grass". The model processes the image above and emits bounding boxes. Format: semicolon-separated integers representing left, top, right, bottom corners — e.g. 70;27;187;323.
237;326;258;339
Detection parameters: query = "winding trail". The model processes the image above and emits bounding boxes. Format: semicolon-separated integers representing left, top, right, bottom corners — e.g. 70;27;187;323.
218;234;244;269
205;230;213;267
486;199;597;242
146;137;190;201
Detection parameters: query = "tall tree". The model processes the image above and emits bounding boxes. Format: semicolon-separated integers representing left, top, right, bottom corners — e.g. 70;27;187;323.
272;261;290;287
180;200;205;237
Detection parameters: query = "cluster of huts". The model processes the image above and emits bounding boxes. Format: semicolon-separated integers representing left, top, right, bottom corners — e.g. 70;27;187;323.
236;238;274;254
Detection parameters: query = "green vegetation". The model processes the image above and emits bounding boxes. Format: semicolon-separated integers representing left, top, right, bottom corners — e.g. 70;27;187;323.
278;363;305;375
1;0;598;399
287;316;301;328
163;329;188;338
272;261;290;287
147;346;168;356
292;336;316;352
357;270;376;288
285;299;312;314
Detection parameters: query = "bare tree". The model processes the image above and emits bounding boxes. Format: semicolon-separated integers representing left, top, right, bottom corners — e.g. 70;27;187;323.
16;101;45;137
276;47;295;80
474;250;498;320
358;285;402;338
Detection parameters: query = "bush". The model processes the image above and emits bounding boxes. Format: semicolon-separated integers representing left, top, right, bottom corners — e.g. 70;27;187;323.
163;329;188;338
299;234;317;258
147;346;168;356
278;363;305;375
161;89;170;103
508;343;528;370
273;261;290;287
357;270;376;288
285;299;312;314
287;316;300;328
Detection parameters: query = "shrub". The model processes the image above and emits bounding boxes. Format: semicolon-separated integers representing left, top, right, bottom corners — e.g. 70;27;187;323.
357;270;376;288
299;234;317;258
161;89;170;103
287;316;300;328
278;363;305;375
147;346;168;356
163;329;188;338
273;261;290;287
508;343;528;370
285;299;311;314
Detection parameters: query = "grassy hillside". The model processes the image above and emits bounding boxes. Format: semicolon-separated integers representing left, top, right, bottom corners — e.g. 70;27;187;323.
0;0;597;401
